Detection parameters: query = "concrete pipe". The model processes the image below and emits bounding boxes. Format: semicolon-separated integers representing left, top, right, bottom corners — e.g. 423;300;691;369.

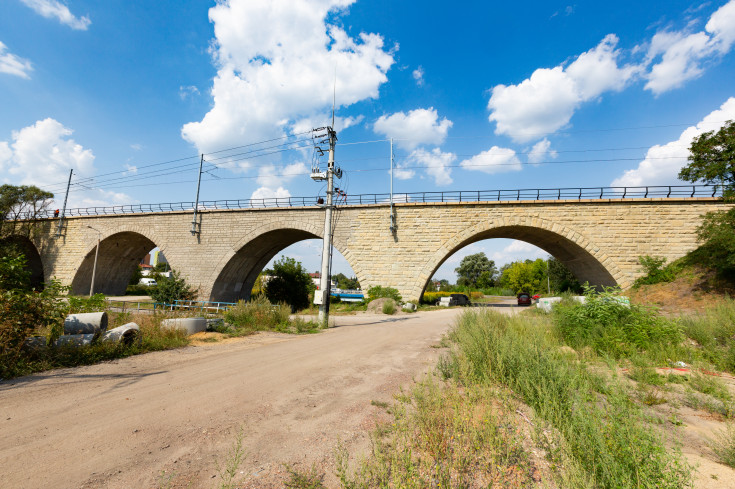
160;317;207;335
102;323;141;346
64;312;108;335
55;334;96;347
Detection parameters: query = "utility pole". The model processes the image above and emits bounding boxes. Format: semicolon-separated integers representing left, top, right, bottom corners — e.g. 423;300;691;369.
389;138;395;234
87;225;101;297
317;127;337;326
191;154;204;235
56;169;73;238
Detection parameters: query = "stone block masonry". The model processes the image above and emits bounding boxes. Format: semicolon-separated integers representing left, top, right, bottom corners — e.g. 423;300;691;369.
24;198;731;302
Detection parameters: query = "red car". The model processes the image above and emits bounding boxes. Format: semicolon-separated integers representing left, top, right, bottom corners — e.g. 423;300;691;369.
517;292;532;306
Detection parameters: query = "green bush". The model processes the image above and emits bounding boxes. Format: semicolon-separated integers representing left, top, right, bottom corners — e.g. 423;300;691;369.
553;286;682;359
125;284;153;295
224;295;291;333
263;256;314;312
0;284;67;379
381;299;396;315
149;270;195;304
679;299;735;373
367;285;402;303
634;255;679;286
66;293;107;314
694;207;735;279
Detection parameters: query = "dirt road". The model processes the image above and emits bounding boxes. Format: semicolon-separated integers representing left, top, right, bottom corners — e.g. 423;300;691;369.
1;308;480;489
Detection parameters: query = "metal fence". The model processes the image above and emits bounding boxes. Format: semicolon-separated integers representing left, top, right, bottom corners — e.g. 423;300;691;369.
11;184;725;220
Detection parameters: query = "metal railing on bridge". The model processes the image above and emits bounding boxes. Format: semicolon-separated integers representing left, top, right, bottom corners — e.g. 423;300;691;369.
11;184;725;219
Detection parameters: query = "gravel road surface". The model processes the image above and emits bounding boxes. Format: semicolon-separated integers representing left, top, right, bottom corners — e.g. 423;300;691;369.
1;308;496;489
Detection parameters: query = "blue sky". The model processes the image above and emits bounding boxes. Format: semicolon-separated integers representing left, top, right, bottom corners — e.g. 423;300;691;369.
2;0;735;281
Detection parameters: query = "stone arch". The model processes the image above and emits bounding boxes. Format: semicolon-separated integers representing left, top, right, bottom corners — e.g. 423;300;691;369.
70;225;168;296
208;221;354;303
1;235;45;290
411;216;624;299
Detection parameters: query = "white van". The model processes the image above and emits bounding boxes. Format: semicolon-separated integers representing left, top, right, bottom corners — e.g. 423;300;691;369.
139;278;157;286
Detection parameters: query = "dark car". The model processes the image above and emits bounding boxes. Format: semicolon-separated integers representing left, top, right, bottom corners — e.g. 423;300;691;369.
517;292;532;306
450;293;472;306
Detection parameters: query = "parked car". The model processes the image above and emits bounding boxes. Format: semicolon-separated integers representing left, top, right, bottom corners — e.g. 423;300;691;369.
139;278;157;286
437;294;472;307
517;292;532;306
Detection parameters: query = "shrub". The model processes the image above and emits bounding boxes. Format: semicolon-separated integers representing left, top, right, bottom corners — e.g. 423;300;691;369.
553;286;682;359
263;256;313;312
679;299;735;373
634;255;679;286
0;284;66;378
66;293;107;314
694;207;735;279
710;423;735;468
367;285;402;303
149;270;195;305
381;299;396;315
224;296;291;333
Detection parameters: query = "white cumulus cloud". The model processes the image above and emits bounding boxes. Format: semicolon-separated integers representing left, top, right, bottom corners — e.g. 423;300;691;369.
0;118;132;208
611;97;735;187
412;66;424;86
527;138;558;164
644;0;735;94
404;148;456;186
488;34;636;143
182;0;394;155
20;0;91;30
490;240;548;266
255;162;308;188
373;107;452;150
0;41;33;79
251;186;292;201
459;146;522;174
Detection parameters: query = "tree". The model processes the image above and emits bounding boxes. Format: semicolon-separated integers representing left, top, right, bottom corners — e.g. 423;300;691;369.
693;207;735;279
498;259;547;293
263;256;314;312
0;184;54;238
149;270;195;304
678;120;735;278
454;253;497;288
678;120;735;197
333;272;360;290
548;258;581;293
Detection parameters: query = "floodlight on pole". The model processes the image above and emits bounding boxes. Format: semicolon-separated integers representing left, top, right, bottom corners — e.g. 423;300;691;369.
87;225;101;297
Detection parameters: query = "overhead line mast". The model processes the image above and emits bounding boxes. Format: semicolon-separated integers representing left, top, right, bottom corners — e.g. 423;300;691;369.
311;125;340;326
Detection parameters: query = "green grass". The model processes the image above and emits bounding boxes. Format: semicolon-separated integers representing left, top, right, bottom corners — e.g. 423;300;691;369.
443;309;692;489
381;299;396;315
284;465;326;488
338;379;537;488
709;423;735;468
221;296;321;335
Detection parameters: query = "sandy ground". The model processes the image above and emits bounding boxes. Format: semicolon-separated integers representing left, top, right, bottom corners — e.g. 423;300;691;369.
1;308;495;489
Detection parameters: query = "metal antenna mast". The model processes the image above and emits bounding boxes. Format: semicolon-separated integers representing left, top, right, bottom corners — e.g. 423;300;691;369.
56;169;73;238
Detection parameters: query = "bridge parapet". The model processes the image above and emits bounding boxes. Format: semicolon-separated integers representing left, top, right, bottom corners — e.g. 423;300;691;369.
7;185;724;220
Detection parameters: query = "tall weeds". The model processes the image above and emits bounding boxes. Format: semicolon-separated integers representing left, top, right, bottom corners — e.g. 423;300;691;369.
446;310;692;489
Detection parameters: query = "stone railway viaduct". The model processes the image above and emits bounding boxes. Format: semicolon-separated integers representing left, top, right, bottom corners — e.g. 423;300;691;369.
12;196;732;302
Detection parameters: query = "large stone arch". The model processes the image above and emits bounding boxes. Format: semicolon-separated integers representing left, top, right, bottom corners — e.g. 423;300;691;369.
208;221;354;303
411;216;624;299
70;225;168;296
1;235;45;290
